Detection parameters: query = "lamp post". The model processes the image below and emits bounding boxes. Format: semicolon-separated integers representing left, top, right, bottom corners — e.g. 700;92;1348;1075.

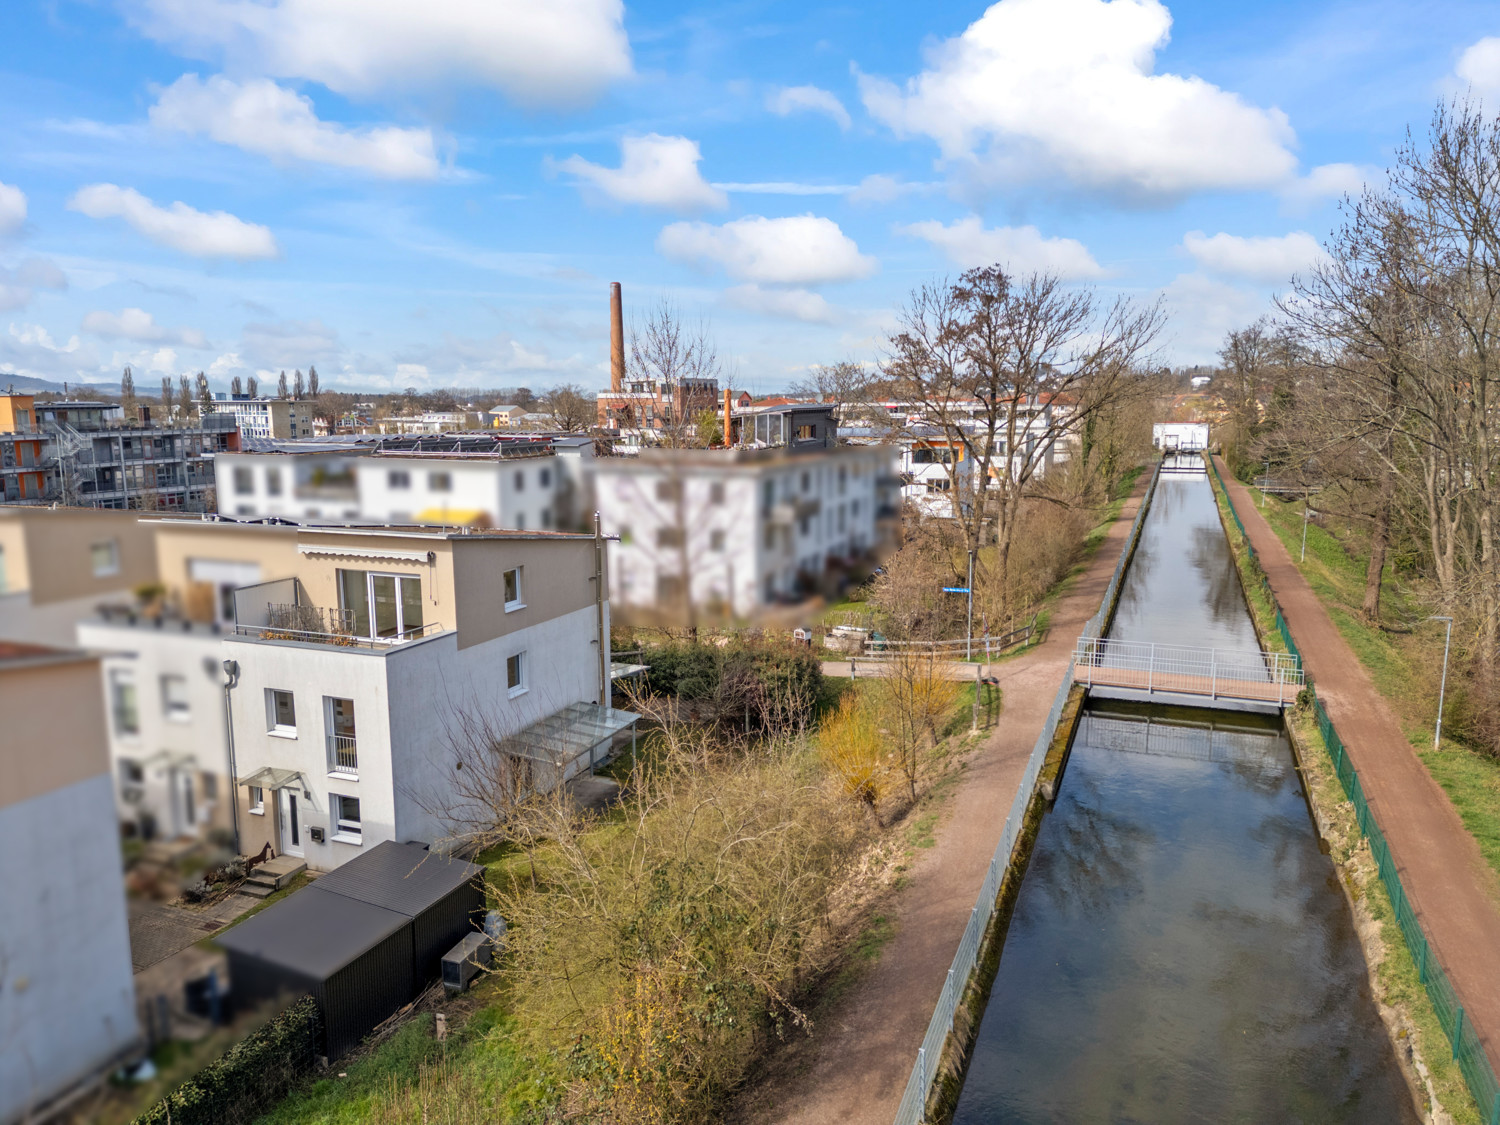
1429;617;1453;751
1301;502;1315;562
1262;460;1269;507
222;659;242;857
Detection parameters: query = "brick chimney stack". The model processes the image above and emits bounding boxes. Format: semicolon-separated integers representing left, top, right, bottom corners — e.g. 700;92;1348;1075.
609;282;625;393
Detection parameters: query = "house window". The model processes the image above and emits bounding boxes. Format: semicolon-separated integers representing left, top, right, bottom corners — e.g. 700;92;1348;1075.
540;508;552;528
388;470;411;489
657;527;684;549
110;671;139;736
709;481;725;504
202;772;218;801
161;674;190;721
249;786;265;815
332;794;362;842
514;470;525;492
797;424;816;440
761;479;775;515
430;471;452;492
540;468;551;488
656;479;682;503
337;569;423;639
268;689;297;734
119;758;144;785
507;652;526;696
266;468;282;496
504;567;523;610
234;467;253;495
92;540;120;577
656;573;684;604
326;697;357;774
516;513;526;530
763;524;776;551
710;529;726;552
801;472;810;492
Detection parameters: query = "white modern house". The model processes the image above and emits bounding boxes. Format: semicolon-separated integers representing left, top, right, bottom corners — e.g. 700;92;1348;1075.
0;642;139;1123
895;432;978;519
223;525;630;870
594;443;897;619
213;437;597;531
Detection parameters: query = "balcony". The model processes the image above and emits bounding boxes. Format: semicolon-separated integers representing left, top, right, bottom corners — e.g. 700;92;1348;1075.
232;595;438;649
327;733;358;776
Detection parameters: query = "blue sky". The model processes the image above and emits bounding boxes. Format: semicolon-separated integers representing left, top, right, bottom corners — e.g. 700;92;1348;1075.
1;0;1498;394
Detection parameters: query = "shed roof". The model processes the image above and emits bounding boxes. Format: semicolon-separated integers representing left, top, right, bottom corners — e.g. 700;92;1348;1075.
308;841;482;918
216;886;408;979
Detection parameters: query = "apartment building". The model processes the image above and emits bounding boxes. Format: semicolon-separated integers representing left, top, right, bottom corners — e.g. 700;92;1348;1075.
595;442;897;619
0;642;139;1123
214;436;596;530
0;391;52;503
897;432;977;518
224;525;626;870
0;505;158;644
205;395;314;440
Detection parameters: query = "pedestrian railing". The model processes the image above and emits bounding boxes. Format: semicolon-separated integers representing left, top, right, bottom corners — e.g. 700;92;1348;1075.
892;463;1160;1124
1072;637;1304;705
1210;453;1500;1125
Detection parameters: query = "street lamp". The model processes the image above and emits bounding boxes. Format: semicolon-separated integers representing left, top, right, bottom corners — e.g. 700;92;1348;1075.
1429;617;1452;751
1301;502;1316;562
222;659;242;856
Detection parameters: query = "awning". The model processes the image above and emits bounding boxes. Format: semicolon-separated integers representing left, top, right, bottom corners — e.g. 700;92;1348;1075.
143;749;198;769
503;701;639;766
610;661;649;681
238;766;305;791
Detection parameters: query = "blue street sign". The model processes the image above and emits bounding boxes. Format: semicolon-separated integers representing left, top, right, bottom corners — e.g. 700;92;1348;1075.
942;587;971;593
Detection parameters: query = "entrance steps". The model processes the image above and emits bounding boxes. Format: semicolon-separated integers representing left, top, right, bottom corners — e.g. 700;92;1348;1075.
242;855;306;898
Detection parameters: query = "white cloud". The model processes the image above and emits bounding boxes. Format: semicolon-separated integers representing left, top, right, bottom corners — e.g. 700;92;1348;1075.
857;0;1297;199
766;85;852;130
67;184;279;260
0;182;26;236
657;215;877;284
240;318;341;368
724;284;836;323
712;181;855;196
555;135;727;212
847;174;937;205
0;323;98;382
83;307;208;348
1182;230;1327;283
0;258;68;311
150;74;441;179
899;216;1105;278
1160;272;1270;362
1281;162;1378;209
1457;36;1500;101
126;0;632;106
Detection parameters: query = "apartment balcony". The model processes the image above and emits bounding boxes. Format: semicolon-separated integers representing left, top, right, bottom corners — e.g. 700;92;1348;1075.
327;734;358;777
232;597;439;649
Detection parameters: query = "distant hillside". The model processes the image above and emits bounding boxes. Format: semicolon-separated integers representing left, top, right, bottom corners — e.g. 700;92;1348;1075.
0;374;119;397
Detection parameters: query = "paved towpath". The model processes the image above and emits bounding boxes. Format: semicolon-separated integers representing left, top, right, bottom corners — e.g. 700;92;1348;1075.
1220;458;1500;1072
731;473;1149;1125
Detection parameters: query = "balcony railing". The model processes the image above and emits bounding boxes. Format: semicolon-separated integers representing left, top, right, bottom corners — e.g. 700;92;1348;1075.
328;734;358;775
233;602;439;648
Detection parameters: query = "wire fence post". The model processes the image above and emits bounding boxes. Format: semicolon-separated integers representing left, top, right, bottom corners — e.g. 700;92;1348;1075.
1454;1007;1465;1059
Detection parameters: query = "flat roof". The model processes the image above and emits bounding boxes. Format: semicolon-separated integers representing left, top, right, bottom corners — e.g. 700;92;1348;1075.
308;841;481;917
215;885;410;979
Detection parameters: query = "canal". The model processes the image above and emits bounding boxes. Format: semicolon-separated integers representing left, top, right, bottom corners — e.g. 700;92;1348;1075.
951;461;1418;1124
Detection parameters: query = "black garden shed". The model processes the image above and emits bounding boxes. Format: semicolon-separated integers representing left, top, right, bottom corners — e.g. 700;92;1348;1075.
218;842;484;1059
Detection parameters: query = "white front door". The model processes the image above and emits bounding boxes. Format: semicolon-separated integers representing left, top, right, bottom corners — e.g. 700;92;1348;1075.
169;767;196;837
277;788;304;857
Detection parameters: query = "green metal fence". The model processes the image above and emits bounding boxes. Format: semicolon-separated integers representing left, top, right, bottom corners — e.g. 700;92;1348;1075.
1210;453;1500;1125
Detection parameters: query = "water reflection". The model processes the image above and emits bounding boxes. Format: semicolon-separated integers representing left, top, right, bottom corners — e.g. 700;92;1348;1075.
953;703;1418;1124
952;465;1416;1124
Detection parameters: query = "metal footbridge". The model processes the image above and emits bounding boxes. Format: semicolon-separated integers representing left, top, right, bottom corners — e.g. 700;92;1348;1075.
1072;637;1304;707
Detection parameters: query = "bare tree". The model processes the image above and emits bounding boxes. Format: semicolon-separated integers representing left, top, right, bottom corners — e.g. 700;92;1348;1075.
885;267;1163;622
541;383;594;432
120;366;137;419
230;375;243;396
247;375;259;398
307;365;319;397
293;368;305;399
277;370;289;399
629;301;722;448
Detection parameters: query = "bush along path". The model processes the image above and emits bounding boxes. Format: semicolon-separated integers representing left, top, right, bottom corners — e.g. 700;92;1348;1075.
1216;457;1500;1103
727;471;1151;1125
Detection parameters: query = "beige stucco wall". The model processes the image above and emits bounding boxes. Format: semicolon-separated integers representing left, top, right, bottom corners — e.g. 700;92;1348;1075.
292;529;458;633
0;652;108;812
151;519;302;602
451;534;597;650
0;507;158;604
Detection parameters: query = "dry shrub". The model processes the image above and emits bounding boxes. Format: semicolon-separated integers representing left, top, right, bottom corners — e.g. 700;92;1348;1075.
877;651;962;801
492;738;868;1124
870;518;968;640
819;693;888;824
982;500;1093;627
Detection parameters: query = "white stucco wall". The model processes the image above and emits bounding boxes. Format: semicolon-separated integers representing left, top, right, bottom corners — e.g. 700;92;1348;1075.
355;458;561;531
76;621;232;839
0;589;131;647
0;773;139;1123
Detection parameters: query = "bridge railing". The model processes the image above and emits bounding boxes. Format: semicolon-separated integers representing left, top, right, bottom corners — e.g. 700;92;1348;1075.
1073;637;1304;703
1210;452;1500;1122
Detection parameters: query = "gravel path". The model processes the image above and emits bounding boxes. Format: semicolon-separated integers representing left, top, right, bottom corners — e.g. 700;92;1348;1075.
729;474;1148;1124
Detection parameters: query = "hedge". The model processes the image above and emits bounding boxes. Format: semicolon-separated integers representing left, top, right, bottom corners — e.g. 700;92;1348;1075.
132;997;321;1125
